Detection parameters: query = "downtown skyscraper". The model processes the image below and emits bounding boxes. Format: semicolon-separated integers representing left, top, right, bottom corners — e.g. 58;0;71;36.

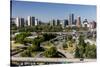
76;16;81;28
68;13;74;26
15;17;24;27
27;16;35;26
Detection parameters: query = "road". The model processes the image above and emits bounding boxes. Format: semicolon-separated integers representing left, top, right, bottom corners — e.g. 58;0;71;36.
84;39;96;45
11;57;96;63
34;52;44;58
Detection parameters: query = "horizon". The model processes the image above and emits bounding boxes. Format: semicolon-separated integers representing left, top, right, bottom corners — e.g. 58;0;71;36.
11;1;97;22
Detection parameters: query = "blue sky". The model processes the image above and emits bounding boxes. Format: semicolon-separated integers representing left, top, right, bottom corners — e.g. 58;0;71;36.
11;1;96;22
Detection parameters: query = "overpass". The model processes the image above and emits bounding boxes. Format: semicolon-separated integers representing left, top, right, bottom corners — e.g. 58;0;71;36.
11;57;96;63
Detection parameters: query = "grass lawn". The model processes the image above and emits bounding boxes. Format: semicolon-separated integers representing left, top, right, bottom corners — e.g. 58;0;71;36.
11;41;22;49
31;52;38;57
63;41;76;53
31;51;43;57
43;41;54;49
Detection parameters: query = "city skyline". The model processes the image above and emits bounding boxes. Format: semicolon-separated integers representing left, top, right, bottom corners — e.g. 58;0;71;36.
11;1;96;22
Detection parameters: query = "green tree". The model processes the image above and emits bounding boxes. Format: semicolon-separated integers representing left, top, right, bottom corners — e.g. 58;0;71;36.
23;38;33;44
30;36;44;51
43;46;57;57
75;36;96;59
63;43;68;49
21;50;32;57
43;33;56;41
14;32;32;44
79;45;84;58
85;44;96;58
69;41;73;47
67;35;72;41
75;46;80;58
78;35;85;46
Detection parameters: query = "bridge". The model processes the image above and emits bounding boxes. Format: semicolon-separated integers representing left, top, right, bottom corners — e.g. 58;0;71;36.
41;31;89;34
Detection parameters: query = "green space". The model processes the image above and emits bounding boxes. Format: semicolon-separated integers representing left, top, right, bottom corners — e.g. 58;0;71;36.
11;31;96;59
75;35;96;58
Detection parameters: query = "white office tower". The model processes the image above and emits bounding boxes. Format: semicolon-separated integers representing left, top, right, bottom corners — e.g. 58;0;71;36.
27;16;31;26
35;19;38;26
16;17;24;27
16;17;19;27
61;20;65;28
27;16;35;26
50;19;56;26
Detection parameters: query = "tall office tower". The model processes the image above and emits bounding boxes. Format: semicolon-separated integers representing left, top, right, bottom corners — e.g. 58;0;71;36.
62;19;68;28
76;16;81;28
10;18;16;26
61;20;65;28
35;19;38;26
53;19;56;26
74;19;77;25
55;20;57;26
64;19;68;26
56;19;61;26
50;19;56;26
38;20;42;25
16;17;24;27
68;13;74;26
27;16;35;26
24;20;28;27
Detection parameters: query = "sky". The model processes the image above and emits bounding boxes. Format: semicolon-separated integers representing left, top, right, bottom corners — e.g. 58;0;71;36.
11;1;97;22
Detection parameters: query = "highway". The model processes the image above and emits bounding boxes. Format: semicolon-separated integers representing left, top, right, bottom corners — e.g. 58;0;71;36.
11;57;96;63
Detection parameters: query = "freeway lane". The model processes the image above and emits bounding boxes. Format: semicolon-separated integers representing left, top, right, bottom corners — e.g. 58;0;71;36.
11;57;96;63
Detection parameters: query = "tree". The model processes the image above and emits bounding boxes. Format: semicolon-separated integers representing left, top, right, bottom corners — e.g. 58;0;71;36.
14;34;25;44
79;45;84;58
30;36;44;51
66;26;72;32
75;35;86;58
23;38;33;44
43;46;57;57
31;39;41;51
69;41;73;47
21;50;32;57
75;46;80;58
85;44;96;58
43;33;56;41
75;36;97;59
78;35;85;46
63;43;68;49
67;35;72;41
14;32;32;44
